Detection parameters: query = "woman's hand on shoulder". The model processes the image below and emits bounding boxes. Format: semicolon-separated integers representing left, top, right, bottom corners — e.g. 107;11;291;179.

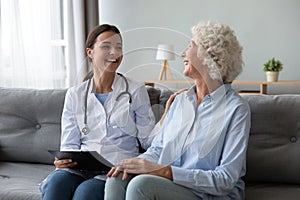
160;88;188;124
54;157;77;169
165;88;188;110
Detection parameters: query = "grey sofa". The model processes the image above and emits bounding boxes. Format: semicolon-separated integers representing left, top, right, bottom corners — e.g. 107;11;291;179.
0;87;299;200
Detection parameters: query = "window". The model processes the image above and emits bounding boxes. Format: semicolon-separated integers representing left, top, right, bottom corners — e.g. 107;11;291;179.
0;0;67;88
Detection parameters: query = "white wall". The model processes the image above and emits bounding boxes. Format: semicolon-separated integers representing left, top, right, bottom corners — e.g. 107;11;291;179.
99;0;300;93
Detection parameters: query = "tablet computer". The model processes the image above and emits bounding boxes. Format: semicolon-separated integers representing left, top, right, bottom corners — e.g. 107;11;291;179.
48;150;114;172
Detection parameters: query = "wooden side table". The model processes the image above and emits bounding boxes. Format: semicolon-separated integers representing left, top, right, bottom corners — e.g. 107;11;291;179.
144;80;300;94
232;80;300;94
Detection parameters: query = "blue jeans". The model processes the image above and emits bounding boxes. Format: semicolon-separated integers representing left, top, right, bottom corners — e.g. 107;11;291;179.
41;170;105;200
105;174;200;200
104;173;134;200
126;174;200;200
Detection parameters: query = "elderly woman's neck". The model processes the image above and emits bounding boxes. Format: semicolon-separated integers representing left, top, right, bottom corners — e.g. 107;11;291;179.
194;78;222;106
194;79;208;106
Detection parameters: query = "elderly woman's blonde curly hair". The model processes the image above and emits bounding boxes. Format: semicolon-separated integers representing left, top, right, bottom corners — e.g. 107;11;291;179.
192;21;243;83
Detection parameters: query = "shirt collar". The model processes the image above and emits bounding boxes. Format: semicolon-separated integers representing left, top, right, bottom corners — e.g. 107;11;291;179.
185;83;232;106
209;83;231;101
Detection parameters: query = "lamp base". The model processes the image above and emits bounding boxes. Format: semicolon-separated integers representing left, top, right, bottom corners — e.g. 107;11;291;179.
159;60;173;80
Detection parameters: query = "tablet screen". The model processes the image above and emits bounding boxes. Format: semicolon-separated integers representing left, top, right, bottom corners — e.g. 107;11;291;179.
48;150;114;172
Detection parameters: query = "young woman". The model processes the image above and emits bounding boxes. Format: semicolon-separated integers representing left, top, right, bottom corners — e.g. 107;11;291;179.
40;24;155;200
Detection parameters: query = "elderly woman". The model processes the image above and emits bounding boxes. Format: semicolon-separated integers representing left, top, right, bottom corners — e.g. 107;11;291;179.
106;21;251;200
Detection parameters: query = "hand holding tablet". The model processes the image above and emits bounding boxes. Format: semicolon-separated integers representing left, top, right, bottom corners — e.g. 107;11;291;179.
48;150;114;172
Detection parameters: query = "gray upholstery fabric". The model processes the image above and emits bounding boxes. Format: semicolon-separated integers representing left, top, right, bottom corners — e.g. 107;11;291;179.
242;94;300;184
158;89;174;107
245;183;300;200
146;87;174;123
0;162;54;200
0;87;300;200
0;88;66;164
146;86;161;105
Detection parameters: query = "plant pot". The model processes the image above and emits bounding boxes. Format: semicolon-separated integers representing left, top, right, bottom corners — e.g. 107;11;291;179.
266;71;279;82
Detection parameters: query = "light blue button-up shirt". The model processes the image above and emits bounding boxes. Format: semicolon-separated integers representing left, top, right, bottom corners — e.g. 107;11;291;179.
139;84;251;199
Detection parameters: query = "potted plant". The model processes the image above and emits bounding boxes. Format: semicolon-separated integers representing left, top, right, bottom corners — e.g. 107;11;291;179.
263;57;283;82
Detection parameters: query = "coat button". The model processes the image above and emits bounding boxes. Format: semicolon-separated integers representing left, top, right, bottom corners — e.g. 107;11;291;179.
290;136;297;143
36;124;41;129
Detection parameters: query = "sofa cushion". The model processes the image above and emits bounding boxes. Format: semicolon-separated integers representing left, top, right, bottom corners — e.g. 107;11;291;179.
146;86;161;105
159;89;174;107
146;87;174;123
245;182;300;200
0;162;54;200
241;94;300;184
0;88;66;164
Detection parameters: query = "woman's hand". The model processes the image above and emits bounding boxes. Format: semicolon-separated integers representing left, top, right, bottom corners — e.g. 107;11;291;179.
165;88;188;110
159;88;188;124
107;158;173;181
106;166;121;178
53;157;77;169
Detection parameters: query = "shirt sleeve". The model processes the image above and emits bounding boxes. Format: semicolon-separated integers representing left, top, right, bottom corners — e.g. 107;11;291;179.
171;102;251;196
60;88;81;150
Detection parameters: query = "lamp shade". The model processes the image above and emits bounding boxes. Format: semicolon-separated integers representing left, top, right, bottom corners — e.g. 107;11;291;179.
155;44;175;61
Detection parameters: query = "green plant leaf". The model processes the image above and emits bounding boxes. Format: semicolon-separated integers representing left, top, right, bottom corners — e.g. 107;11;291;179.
263;58;283;72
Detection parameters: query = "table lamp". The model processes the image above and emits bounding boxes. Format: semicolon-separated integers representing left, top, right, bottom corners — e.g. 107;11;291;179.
156;44;175;80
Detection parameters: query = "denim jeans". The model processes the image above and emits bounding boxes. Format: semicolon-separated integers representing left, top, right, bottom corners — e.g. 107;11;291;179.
104;172;134;200
41;169;105;200
125;174;200;200
104;174;200;200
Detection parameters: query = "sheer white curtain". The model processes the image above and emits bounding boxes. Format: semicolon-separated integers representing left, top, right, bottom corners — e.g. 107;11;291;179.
65;0;88;86
65;0;99;86
0;0;61;88
0;0;99;88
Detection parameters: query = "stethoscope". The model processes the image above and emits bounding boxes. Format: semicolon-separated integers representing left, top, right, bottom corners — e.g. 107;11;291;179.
81;73;132;135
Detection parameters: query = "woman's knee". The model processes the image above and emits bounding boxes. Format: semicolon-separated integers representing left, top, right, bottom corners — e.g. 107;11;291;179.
41;170;84;199
126;175;199;200
126;174;157;199
73;178;105;200
42;170;82;191
104;173;133;200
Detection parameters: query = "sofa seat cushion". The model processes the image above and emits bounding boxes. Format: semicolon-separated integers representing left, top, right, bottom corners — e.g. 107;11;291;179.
0;162;54;200
245;182;300;200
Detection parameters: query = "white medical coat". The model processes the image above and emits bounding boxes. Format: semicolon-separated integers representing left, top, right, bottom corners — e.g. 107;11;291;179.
61;74;155;165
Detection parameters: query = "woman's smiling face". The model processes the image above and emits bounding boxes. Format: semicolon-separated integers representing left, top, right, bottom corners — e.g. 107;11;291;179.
181;39;207;79
87;31;123;74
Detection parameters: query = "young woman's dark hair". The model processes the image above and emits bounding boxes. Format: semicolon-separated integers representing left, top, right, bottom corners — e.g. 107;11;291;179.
84;24;122;81
85;24;122;49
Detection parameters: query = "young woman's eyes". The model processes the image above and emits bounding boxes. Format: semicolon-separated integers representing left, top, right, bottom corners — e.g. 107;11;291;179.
101;45;111;50
100;45;122;51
